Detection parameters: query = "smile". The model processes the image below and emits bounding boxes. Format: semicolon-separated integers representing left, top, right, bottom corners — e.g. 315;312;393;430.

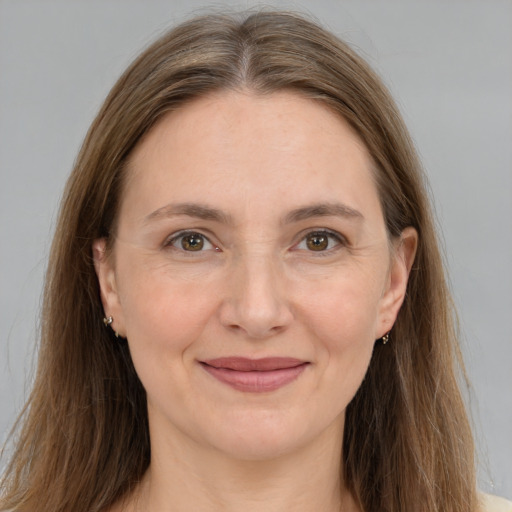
200;357;309;392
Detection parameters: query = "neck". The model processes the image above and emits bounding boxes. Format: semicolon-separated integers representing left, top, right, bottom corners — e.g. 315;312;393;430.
122;415;357;512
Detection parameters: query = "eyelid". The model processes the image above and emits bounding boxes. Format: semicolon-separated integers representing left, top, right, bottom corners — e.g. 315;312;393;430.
162;228;347;253
292;228;348;253
164;229;220;252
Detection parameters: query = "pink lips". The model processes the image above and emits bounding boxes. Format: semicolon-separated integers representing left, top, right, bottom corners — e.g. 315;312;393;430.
201;357;308;392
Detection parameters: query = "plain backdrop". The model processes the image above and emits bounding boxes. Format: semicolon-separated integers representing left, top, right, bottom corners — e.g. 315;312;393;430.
1;0;511;499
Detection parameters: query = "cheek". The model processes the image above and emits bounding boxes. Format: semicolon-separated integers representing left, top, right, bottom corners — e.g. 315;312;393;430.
117;268;223;416
116;259;221;365
295;273;382;401
297;268;384;345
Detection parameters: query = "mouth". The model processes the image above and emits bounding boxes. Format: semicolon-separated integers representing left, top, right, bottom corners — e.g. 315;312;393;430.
200;357;309;392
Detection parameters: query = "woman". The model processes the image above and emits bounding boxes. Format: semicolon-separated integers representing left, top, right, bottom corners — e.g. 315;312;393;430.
0;10;510;512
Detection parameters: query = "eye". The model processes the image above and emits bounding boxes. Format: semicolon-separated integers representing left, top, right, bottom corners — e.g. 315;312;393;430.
166;231;218;252
294;230;345;252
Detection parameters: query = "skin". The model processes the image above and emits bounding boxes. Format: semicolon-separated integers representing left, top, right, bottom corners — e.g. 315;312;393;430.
94;90;417;512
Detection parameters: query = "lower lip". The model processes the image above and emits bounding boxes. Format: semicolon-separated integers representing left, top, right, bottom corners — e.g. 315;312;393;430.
201;363;308;392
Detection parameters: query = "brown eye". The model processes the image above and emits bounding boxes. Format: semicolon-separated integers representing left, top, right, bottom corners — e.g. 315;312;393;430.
294;230;344;253
181;233;205;251
306;233;329;251
167;231;219;254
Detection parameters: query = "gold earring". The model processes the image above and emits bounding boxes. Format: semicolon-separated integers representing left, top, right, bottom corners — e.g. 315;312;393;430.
381;332;390;345
104;316;122;338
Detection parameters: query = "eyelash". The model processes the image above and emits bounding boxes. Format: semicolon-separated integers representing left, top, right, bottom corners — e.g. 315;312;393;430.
293;229;347;254
164;228;346;255
164;231;218;253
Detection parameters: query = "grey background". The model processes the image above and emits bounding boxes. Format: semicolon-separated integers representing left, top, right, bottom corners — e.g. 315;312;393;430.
1;0;510;499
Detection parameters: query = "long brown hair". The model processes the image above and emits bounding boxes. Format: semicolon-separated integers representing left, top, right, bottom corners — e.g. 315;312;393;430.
1;11;477;512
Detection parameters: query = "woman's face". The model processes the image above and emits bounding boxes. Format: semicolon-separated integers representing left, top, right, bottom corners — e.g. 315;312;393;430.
94;90;415;461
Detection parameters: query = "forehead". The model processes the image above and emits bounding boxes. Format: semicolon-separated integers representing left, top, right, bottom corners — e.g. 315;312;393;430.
130;89;369;163
121;90;381;223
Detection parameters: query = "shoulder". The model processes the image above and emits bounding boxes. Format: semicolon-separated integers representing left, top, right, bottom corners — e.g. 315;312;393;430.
481;493;512;512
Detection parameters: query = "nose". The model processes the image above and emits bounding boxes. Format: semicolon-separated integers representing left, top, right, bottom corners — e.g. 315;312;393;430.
218;252;294;339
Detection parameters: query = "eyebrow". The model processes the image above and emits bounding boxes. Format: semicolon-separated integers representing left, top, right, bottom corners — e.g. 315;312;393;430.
283;202;364;224
143;202;232;224
143;201;363;225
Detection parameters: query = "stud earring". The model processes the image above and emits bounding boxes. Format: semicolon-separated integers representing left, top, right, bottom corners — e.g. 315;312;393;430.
103;316;122;338
381;332;390;345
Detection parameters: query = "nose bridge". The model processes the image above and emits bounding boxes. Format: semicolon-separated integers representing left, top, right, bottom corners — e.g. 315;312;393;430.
220;244;292;338
241;249;280;306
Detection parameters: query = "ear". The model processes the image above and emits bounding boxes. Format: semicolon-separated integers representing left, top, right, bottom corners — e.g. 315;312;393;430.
92;238;125;337
376;227;418;339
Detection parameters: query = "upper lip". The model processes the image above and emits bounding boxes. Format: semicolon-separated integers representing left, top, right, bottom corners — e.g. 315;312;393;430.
201;357;307;372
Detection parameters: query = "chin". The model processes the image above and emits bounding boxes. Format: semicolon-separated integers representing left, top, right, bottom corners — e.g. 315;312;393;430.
200;409;342;463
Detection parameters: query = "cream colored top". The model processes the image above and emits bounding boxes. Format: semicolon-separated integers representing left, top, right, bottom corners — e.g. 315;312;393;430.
481;493;512;512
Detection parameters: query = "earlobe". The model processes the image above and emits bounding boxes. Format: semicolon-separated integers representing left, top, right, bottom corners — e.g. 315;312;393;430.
377;227;418;338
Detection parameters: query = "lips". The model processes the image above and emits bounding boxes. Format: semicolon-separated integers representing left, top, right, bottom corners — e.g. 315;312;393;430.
200;357;309;392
